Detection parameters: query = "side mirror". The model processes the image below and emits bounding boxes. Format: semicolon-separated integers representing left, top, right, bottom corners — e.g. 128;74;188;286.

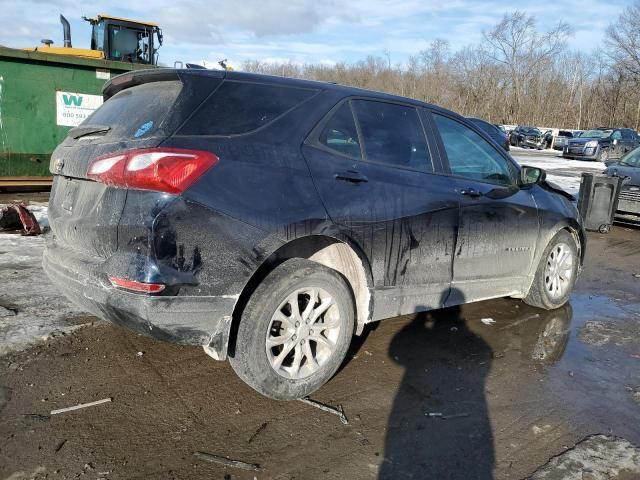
520;166;546;186
613;139;619;145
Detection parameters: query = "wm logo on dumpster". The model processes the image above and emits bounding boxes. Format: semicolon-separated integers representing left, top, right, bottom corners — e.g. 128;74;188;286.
62;94;83;107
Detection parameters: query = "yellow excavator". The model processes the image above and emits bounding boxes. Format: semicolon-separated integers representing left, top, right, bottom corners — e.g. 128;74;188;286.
27;14;163;65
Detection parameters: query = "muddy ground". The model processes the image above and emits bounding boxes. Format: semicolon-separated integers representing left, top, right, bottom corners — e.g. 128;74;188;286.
1;195;640;479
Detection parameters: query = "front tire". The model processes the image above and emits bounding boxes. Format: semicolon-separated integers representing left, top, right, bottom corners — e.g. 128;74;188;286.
597;148;609;163
229;258;355;400
524;230;579;310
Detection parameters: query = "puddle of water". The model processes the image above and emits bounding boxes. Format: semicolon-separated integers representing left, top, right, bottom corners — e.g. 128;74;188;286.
544;294;640;441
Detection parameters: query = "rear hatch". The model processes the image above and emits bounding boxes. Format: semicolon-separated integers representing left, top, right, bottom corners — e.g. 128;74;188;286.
48;70;223;259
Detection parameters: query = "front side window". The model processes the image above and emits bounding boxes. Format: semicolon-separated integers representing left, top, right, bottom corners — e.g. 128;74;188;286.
351;100;432;172
317;102;361;159
432;113;514;186
612;130;623;140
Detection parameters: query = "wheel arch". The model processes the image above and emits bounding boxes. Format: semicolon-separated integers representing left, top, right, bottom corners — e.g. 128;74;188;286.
521;220;585;299
226;234;374;359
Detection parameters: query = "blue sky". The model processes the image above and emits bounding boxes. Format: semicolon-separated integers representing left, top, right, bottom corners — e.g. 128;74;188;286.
1;0;630;68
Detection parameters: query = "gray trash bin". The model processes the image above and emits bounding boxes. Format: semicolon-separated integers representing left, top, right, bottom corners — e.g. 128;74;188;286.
577;173;624;233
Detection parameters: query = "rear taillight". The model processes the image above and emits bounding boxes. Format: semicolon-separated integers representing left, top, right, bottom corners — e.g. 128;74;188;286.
108;276;166;293
87;148;218;194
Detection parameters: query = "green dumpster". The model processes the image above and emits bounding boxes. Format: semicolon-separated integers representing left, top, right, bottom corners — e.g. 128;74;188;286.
0;47;150;187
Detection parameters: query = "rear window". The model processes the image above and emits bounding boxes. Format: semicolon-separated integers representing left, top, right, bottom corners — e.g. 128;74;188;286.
82;81;182;139
180;81;317;136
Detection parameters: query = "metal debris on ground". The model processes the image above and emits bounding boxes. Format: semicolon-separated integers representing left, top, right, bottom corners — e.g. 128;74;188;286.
481;318;496;325
299;397;349;425
23;413;50;422
425;412;470;419
0;203;42;236
441;413;471;420
50;397;112;415
193;451;260;471
248;422;268;443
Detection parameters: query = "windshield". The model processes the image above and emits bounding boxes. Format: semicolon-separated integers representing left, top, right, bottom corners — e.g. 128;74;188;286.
620;148;640;167
522;128;541;135
579;129;612;138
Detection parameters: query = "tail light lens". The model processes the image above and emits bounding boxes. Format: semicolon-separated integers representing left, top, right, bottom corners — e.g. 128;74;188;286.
87;148;218;194
108;276;166;293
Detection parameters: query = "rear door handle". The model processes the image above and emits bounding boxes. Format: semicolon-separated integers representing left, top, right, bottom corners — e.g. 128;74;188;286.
334;170;368;184
459;188;483;198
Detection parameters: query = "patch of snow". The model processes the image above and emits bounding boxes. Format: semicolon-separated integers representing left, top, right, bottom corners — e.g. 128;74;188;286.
26;202;49;229
511;150;606;197
528;434;640;480
0;202;94;356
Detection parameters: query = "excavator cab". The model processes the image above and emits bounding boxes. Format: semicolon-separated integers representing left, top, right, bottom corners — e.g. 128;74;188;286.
84;14;163;65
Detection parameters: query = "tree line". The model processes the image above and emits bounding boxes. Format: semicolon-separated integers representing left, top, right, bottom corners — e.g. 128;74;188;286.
242;3;640;130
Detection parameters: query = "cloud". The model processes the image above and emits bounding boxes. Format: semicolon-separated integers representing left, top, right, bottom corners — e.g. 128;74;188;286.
0;0;630;67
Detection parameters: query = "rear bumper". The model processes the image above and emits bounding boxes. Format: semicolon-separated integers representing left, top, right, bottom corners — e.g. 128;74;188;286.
42;240;238;358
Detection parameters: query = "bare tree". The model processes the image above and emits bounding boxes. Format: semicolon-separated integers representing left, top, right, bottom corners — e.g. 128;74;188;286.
606;1;640;80
240;10;640;130
482;12;572;121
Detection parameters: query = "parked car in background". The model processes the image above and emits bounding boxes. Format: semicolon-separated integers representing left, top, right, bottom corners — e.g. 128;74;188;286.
603;147;640;223
563;127;639;162
553;130;576;151
43;69;585;400
510;126;543;148
467;117;510;151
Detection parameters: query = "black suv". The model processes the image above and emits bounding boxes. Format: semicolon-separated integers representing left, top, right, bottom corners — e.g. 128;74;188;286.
44;69;585;400
509;126;543;149
563;127;639;161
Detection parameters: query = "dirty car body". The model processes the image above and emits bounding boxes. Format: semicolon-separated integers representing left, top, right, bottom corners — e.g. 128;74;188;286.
43;69;585;386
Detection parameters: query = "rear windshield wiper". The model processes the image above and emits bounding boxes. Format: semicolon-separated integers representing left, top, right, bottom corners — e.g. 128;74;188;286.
69;125;111;139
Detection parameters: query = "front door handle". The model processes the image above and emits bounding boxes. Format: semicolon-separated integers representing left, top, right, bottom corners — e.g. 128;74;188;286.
459;187;483;198
335;170;368;184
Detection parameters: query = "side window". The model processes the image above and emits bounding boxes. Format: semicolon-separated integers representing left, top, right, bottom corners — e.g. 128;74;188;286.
612;130;623;140
432;113;514;186
317;102;361;159
351;100;432;172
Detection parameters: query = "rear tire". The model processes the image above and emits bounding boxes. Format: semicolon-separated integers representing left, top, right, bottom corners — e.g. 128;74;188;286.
524;230;579;310
229;258;355;400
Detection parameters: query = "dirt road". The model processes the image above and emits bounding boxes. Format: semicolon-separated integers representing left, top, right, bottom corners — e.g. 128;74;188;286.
1;203;639;479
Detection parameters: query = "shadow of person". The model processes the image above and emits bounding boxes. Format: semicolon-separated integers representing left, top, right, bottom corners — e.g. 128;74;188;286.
380;289;494;480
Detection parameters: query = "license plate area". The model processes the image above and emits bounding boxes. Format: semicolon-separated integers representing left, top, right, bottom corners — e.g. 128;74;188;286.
61;181;78;213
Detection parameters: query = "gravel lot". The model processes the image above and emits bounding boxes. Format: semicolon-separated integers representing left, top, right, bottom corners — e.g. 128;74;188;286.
0;150;639;479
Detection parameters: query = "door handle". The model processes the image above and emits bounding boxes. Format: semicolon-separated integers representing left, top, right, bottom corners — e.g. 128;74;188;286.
459;188;483;198
334;170;368;184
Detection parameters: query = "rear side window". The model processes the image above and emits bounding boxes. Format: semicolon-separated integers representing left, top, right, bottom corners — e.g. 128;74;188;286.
181;81;317;135
317;102;361;159
351;100;432;172
82;80;182;139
